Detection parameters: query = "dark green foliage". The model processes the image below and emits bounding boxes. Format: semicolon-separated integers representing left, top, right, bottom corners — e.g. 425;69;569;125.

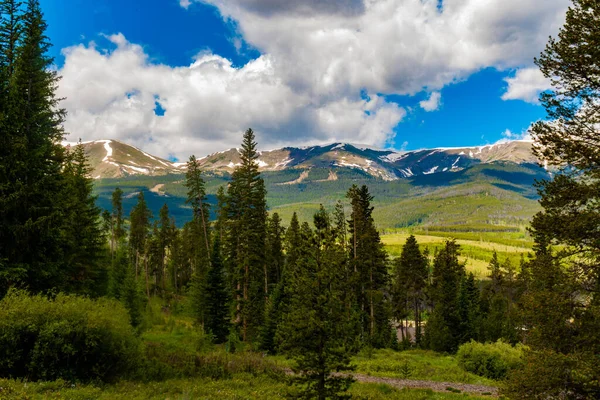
424;240;465;353
457;273;481;344
185;154;210;256
265;212;285;290
109;187;126;256
504;2;600;397
279;209;356;400
0;290;140;382
347;185;392;348
392;235;428;346
129;191;152;288
61;142;107;296
205;238;230;344
224;128;268;342
0;0;70;295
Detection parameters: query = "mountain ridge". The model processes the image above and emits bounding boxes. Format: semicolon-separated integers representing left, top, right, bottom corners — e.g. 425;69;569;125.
65;139;539;180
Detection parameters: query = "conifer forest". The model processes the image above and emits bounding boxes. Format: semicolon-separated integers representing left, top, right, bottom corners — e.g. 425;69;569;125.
1;0;599;399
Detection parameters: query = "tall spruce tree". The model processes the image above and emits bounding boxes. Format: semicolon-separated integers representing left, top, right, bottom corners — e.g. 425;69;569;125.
205;237;230;343
61;142;106;295
129;191;152;286
265;212;285;290
0;0;70;295
109;187;125;256
347;185;392;348
225;128;267;342
279;208;355;400
185;155;210;255
424;240;465;353
502;2;600;397
392;235;428;346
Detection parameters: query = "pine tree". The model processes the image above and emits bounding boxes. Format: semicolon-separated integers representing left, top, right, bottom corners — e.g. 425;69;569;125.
0;0;69;295
502;3;600;397
129;191;152;293
110;187;125;256
61;141;106;295
392;235;428;346
185;155;210;255
347;184;392;348
157;203;173;293
225;128;267;342
279;209;355;400
424;240;465;352
265;212;285;290
457;272;481;344
205;237;230;343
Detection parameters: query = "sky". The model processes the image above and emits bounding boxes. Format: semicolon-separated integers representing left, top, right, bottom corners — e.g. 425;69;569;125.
40;0;569;161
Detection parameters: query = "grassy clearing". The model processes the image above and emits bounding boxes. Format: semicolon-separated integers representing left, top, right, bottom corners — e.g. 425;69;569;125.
354;349;496;386
0;297;497;399
0;378;492;399
382;232;531;278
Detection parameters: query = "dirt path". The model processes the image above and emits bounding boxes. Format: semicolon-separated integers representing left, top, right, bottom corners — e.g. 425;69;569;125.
352;374;498;396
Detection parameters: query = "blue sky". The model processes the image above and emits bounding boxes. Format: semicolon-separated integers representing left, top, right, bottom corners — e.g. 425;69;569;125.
41;0;567;159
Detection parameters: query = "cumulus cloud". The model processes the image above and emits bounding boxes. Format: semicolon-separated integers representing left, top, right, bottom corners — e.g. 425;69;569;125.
497;128;532;143
419;92;442;112
58;0;570;158
58;34;404;160
501;67;553;103
200;0;568;96
179;0;192;9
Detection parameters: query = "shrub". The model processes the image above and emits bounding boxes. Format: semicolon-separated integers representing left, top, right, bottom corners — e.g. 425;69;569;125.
0;290;141;382
456;340;525;380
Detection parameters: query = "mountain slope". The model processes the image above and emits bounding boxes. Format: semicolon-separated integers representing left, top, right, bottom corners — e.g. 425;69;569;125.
64;140;181;178
69;139;539;180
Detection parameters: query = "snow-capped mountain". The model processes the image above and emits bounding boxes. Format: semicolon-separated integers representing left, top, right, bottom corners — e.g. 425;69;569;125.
66;139;538;180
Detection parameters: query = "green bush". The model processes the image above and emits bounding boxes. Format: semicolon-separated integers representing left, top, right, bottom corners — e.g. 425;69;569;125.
0;290;141;382
456;340;525;380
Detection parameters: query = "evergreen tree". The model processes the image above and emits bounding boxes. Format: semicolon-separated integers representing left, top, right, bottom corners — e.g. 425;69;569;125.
61;141;106;295
225;128;268;342
503;2;600;397
157;203;173;293
265;212;285;290
205;237;230;343
109;187;125;256
424;240;465;352
261;212;303;353
0;0;68;295
347;185;392;348
129;191;152;288
457;273;481;344
392;235;428;346
185;155;210;255
279;209;355;400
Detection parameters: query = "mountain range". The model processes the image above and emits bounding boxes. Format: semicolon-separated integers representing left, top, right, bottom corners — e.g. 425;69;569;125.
65;139;539;181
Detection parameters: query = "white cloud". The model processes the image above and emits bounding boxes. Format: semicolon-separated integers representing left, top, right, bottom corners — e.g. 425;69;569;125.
58;0;570;159
199;0;568;96
419;92;442;112
58;35;404;160
501;67;552;103
496;128;533;143
179;0;192;9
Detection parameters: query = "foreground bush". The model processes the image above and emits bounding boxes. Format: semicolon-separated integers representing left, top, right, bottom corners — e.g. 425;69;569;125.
0;290;141;382
456;340;525;380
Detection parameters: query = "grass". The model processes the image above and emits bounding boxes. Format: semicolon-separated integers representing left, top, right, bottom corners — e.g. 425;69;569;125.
354;349;496;386
0;378;492;399
0;298;498;399
382;232;531;278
